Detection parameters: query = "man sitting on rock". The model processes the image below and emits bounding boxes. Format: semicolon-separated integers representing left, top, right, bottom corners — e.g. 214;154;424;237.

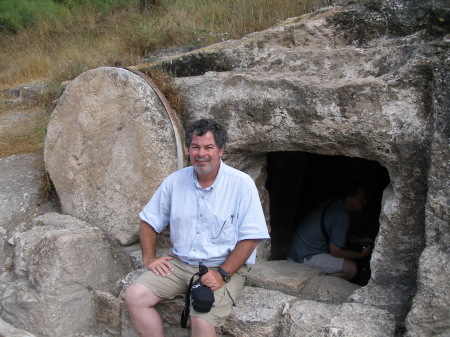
285;182;373;280
125;118;270;337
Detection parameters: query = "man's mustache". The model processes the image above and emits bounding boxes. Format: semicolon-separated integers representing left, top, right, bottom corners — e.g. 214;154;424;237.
195;157;210;162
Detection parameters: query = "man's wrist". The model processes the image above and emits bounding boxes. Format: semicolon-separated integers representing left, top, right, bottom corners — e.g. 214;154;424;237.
217;267;231;282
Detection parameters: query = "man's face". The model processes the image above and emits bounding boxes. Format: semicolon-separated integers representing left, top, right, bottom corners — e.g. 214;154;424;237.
188;131;224;177
347;188;367;213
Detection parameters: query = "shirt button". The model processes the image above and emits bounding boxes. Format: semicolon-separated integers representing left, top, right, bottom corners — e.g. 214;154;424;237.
199;214;202;217
201;196;204;199
197;231;200;234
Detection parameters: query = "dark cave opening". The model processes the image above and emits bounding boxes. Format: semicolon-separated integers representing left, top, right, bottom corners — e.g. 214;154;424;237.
265;151;390;284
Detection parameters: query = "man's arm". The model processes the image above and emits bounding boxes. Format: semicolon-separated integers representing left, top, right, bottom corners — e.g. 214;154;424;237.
329;243;372;260
140;220;174;277
200;239;260;291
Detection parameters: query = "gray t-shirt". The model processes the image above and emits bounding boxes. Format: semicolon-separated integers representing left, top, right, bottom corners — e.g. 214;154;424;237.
285;199;350;262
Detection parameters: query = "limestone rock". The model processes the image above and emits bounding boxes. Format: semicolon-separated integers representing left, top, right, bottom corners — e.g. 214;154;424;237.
0;154;56;250
0;153;58;314
298;275;360;304
222;286;297;337
281;300;395;337
36;0;449;335
247;260;323;295
0;316;36;337
14;213;126;294
2;212;128;336
405;108;450;336
281;300;340;337
143;0;449;329
92;290;123;335
329;302;396;336
2;280;96;337
44;67;180;245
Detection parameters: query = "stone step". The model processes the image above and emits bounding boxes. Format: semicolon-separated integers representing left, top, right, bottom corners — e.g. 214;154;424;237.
108;258;393;337
248;260;360;304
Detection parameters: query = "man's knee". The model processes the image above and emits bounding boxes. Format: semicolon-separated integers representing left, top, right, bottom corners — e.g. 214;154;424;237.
190;316;217;337
124;283;160;308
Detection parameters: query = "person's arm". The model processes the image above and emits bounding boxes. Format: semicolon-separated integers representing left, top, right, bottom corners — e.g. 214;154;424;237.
140;220;174;277
348;233;374;245
200;239;260;291
329;243;372;260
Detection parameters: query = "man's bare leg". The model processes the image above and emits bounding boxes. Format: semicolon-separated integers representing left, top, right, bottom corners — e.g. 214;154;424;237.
124;283;164;337
190;316;217;337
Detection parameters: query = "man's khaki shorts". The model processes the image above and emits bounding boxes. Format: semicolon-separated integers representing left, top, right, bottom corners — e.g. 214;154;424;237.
134;256;248;327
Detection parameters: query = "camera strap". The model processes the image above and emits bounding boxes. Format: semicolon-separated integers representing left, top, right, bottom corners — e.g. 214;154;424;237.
181;263;209;328
320;200;334;253
180;272;198;328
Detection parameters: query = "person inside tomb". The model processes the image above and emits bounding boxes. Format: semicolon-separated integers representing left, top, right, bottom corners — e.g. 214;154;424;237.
285;181;373;281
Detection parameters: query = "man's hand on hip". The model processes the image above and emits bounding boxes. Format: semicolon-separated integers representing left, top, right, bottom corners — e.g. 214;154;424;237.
145;256;175;277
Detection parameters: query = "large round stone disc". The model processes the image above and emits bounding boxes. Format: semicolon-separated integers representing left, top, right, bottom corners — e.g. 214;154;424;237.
45;67;179;245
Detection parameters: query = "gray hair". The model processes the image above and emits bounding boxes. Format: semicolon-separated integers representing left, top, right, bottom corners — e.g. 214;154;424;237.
185;119;228;149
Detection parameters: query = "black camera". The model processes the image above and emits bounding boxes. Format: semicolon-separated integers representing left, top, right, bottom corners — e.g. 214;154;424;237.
191;263;215;313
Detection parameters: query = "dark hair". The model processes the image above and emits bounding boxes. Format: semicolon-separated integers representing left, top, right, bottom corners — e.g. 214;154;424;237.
185;119;228;149
339;181;365;200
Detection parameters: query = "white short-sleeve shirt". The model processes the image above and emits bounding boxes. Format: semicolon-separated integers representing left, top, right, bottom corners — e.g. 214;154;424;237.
139;160;270;266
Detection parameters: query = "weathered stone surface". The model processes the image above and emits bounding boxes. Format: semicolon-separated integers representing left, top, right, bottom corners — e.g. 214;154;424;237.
92;290;123;335
2;212;128;336
405;56;450;337
247;260;323;295
2;282;97;337
0;154;56;250
139;0;449;330
0;315;37;337
281;300;395;337
349;282;415;326
249;262;362;306
15;213;126;294
298;275;360;304
0;153;58;319
222;286;297;337
44;66;180;245
15;0;448;335
281;300;339;337
329;302;396;337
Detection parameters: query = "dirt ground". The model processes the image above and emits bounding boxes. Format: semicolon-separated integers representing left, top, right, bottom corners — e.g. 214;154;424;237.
0;86;52;158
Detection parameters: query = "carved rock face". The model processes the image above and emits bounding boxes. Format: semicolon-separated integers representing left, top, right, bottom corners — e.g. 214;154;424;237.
43;0;449;334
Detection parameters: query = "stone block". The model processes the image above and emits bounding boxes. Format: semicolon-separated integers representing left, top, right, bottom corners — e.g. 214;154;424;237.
329;302;396;337
281;300;395;337
222;286;297;337
13;213;126;295
2;212;129;336
298;275;360;304
92;290;123;335
281;300;339;337
247;260;323;296
2;280;96;337
0;316;37;337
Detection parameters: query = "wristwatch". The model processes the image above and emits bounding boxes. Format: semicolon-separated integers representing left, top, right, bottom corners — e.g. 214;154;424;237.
218;268;231;282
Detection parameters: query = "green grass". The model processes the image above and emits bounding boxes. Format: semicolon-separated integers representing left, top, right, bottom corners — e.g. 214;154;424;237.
0;0;331;89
